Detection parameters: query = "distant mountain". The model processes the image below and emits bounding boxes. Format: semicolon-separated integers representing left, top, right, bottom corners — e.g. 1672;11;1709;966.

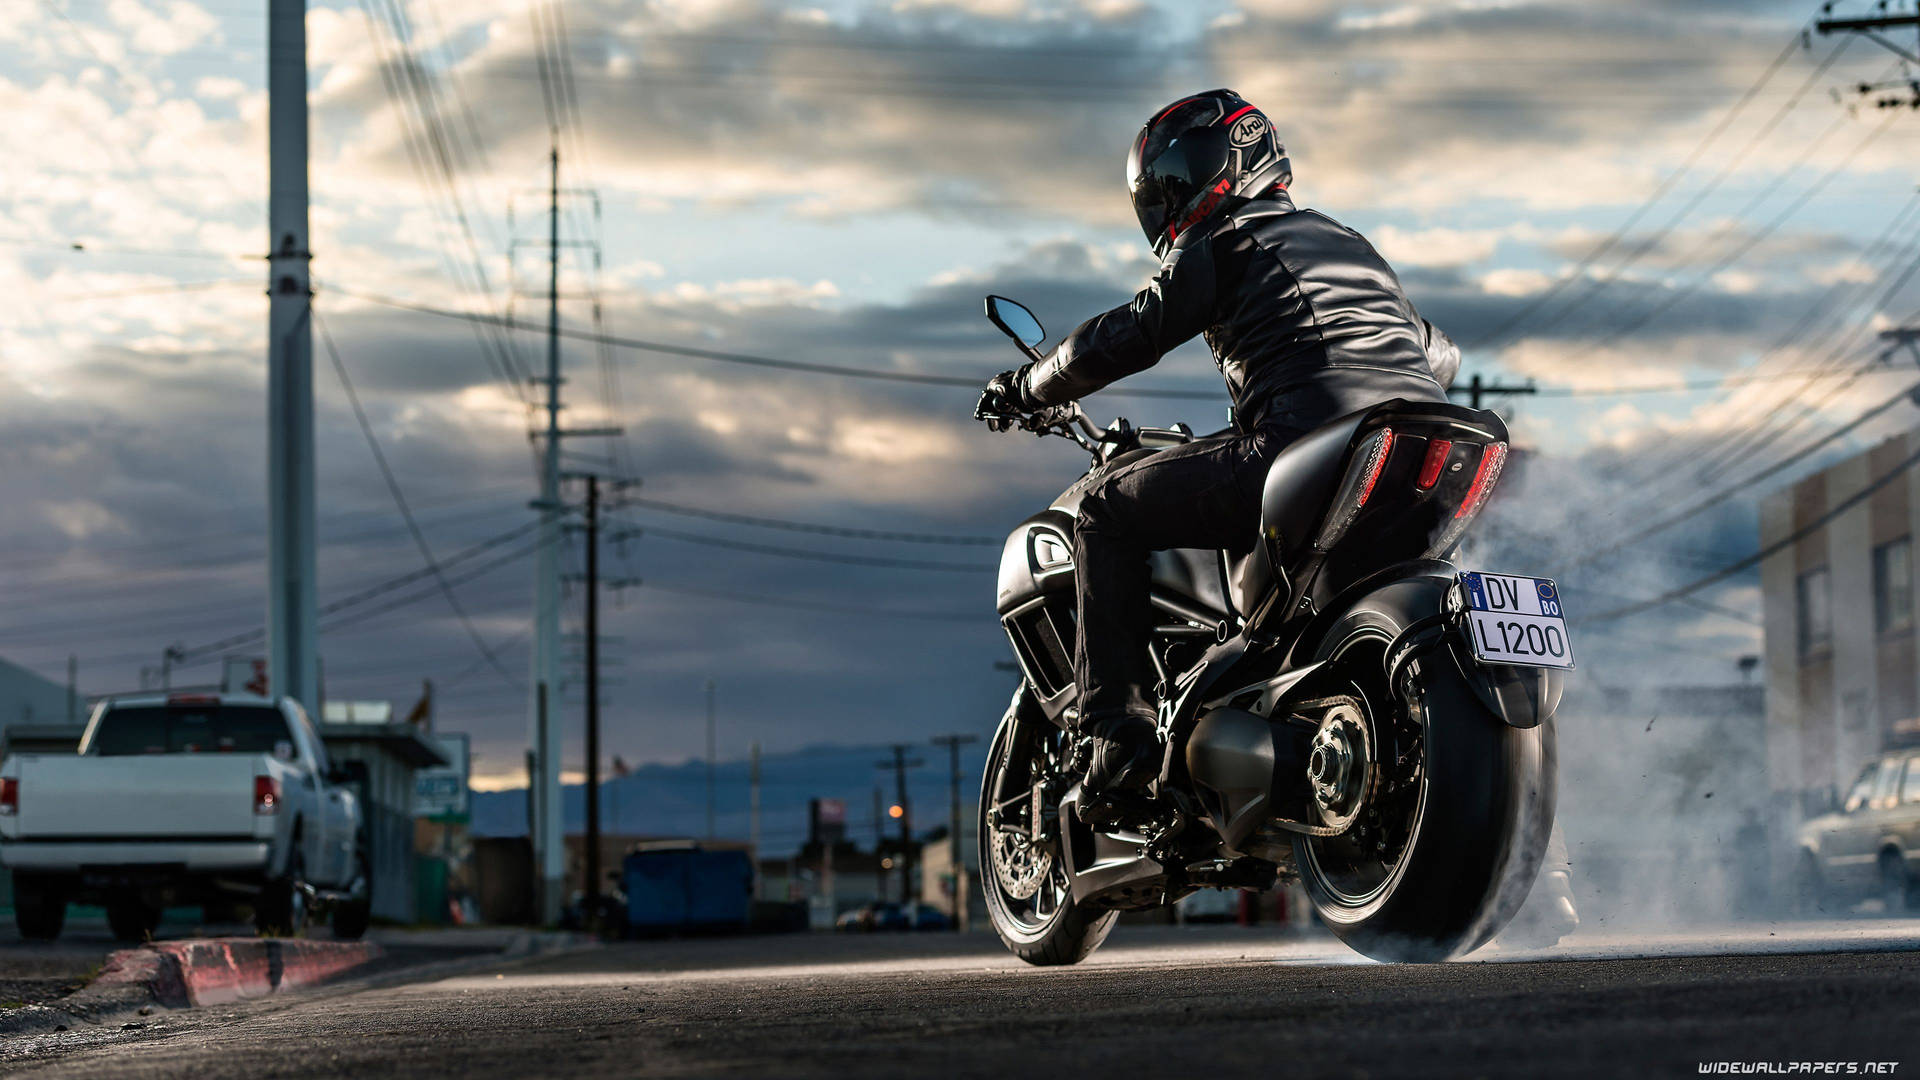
471;740;992;858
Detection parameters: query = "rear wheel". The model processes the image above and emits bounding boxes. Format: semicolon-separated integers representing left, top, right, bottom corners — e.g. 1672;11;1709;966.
12;872;67;941
1878;850;1909;915
255;850;310;937
979;707;1117;966
330;850;372;940
1294;621;1555;962
105;894;162;943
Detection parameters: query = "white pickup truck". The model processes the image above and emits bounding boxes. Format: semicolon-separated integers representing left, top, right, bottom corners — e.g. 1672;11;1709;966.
0;693;370;941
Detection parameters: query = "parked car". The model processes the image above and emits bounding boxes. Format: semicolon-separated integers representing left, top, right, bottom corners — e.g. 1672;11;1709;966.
835;901;914;932
0;693;371;942
1794;746;1920;913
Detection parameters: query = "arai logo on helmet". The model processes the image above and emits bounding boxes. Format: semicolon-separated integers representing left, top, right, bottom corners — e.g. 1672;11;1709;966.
1228;111;1270;147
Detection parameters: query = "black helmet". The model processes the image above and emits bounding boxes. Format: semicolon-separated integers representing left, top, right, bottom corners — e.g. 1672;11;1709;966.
1127;89;1291;256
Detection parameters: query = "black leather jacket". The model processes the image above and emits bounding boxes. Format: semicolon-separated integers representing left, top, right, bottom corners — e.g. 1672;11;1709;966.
1020;190;1459;431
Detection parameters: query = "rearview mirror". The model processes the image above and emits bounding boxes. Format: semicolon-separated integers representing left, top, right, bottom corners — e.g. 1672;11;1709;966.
985;295;1046;349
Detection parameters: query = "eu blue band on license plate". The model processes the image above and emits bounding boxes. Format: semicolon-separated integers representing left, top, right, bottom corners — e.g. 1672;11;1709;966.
1458;572;1575;670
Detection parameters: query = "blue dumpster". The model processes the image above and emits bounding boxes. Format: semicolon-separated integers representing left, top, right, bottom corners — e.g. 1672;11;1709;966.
623;847;753;932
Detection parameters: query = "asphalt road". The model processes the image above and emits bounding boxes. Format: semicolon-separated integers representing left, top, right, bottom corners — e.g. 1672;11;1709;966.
4;921;1918;1078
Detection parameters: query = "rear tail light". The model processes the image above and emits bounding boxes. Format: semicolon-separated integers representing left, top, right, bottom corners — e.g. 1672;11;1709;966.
1314;428;1394;550
1455;442;1508;519
0;778;16;816
1416;439;1453;490
1428;442;1509;556
253;775;280;815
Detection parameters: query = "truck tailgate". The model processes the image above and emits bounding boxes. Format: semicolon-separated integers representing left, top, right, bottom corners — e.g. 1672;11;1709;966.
14;755;266;839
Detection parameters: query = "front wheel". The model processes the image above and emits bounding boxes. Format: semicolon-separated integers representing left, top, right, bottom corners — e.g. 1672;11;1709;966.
1294;626;1556;962
978;706;1117;966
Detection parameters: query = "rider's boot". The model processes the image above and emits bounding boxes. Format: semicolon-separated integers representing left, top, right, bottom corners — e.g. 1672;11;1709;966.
1078;711;1161;827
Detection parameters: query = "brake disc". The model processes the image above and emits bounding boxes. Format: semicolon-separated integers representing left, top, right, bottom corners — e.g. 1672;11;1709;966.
992;825;1052;900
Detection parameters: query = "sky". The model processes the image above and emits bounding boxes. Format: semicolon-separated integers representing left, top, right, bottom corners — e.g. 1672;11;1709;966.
2;0;1919;791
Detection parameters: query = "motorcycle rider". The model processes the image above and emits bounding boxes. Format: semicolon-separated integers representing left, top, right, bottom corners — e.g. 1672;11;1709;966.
979;89;1461;809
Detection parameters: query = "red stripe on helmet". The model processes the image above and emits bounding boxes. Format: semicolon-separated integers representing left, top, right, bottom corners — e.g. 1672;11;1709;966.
1151;96;1202;128
1221;103;1257;126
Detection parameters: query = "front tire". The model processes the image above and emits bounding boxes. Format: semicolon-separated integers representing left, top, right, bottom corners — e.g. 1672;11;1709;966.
978;706;1117;966
1295;622;1556;963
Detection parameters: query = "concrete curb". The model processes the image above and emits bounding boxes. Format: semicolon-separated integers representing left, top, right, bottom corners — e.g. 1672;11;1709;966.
93;939;385;1008
0;938;384;1039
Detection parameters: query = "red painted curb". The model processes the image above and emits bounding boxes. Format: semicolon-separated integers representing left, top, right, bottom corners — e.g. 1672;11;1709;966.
95;939;384;1008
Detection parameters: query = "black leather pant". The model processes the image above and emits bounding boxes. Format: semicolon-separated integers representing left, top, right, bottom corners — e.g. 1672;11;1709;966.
1071;424;1300;726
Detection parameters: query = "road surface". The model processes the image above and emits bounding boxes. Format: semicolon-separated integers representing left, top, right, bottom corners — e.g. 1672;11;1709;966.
3;921;1917;1077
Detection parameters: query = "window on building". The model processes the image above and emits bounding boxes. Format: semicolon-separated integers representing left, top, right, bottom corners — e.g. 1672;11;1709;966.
1797;567;1833;659
1875;537;1913;635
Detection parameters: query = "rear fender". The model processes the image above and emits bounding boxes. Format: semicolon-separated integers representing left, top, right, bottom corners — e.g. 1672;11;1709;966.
1282;571;1564;729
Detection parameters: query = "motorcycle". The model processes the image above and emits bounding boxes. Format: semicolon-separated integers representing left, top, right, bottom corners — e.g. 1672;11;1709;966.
972;294;1569;964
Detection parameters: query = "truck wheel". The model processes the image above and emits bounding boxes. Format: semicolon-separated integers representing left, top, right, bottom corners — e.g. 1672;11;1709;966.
106;895;162;943
330;851;372;940
255;852;309;937
13;872;67;941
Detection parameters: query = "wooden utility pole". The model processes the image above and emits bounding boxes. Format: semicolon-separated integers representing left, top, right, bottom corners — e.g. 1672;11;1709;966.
876;746;923;905
582;475;602;919
1452;373;1538;410
930;734;978;930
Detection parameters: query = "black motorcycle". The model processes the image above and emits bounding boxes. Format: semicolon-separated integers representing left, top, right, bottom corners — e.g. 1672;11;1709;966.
972;295;1569;964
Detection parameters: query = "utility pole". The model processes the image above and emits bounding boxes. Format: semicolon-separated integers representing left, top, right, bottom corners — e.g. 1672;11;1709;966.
527;135;566;925
705;678;717;842
1817;7;1920;63
876;746;923;906
1451;373;1538;411
748;741;761;899
266;0;317;715
582;475;602;923
930;734;978;931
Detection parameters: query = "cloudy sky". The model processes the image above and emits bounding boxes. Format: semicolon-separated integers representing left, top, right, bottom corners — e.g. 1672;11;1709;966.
1;0;1916;788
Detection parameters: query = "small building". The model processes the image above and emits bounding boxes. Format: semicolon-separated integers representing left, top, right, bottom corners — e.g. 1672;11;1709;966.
318;705;446;924
0;655;85;755
1759;434;1920;808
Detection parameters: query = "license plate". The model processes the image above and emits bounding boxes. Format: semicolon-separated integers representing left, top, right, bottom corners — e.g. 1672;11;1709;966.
1458;572;1575;670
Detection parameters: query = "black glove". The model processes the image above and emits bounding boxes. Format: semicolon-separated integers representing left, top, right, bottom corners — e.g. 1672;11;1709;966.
976;367;1034;432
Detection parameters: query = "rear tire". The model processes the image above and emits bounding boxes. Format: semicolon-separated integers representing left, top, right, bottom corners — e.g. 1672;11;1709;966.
13;872;67;942
106;895;162;943
330;850;372;940
255;850;309;938
979;706;1118;966
1878;851;1909;915
1296;620;1555;963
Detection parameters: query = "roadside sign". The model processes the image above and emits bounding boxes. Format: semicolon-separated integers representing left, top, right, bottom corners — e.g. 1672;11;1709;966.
413;732;470;822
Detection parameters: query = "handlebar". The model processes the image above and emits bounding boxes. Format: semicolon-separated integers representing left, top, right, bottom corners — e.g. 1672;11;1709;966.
977;400;1116;456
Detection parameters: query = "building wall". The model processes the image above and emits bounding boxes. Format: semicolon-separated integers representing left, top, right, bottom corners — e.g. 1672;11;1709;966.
0;656;82;734
1762;432;1920;815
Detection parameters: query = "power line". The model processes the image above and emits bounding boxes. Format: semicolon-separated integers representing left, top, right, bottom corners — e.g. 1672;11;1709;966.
1463;29;1813;350
1583;438;1920;623
327;284;1221;399
1570;378;1920;568
317;311;522;688
623;495;999;546
638;581;975;622
619;519;996;572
